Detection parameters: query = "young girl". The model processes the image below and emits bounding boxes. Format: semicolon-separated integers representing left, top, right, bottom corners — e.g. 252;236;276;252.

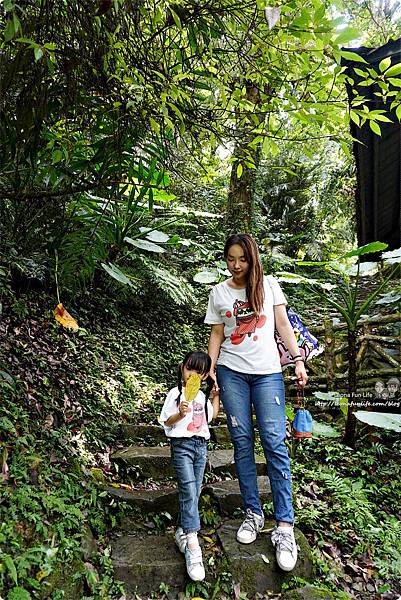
159;351;220;581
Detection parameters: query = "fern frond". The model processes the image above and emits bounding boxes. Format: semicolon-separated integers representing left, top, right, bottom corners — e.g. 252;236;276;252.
136;255;196;306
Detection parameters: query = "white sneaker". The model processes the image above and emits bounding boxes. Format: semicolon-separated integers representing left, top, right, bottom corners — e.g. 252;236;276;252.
185;545;205;581
174;527;187;553
236;509;265;544
271;526;298;571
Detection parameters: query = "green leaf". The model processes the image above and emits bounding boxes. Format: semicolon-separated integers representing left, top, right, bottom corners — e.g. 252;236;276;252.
370;120;381;136
349;110;360;126
139;228;169;243
15;37;36;46
124;237;166;253
4;0;14;11
236;163;243;178
193;269;219;284
7;587;31;600
385;63;401;77
34;46;43;61
371;114;392;123
379;57;391;72
101;263;133;286
348;261;379;277
169;8;182;29
12;12;21;33
339;50;368;64
312;420;341;438
333;27;360;45
388;78;401;88
342;242;388;259
286;405;295;421
0;370;16;391
3;554;18;585
149;117;160;134
382;247;401;264
4;18;15;42
396;104;401;122
376;290;401;305
354;412;401;432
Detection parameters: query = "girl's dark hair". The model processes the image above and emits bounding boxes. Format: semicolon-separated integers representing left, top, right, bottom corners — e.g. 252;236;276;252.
174;351;213;419
224;233;264;314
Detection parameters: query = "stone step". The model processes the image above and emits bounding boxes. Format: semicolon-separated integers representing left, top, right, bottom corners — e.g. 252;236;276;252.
111;446;266;479
103;476;271;522
111;534;188;597
119;422;232;445
112;446;174;477
217;519;314;595
111;520;315;598
204;476;271;515
103;484;179;516
120;423;166;443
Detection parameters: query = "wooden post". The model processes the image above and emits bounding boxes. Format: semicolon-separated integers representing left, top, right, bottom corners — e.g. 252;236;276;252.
324;319;336;391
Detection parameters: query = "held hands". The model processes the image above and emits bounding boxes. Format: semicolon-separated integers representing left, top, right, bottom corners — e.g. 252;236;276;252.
208;371;220;394
295;361;308;388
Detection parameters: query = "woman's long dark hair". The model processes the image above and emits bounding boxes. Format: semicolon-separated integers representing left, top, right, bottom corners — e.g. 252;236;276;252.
174;351;213;419
224;233;265;314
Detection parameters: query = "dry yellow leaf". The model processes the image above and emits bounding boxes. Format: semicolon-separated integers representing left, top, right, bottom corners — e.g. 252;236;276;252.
54;303;79;331
185;373;201;403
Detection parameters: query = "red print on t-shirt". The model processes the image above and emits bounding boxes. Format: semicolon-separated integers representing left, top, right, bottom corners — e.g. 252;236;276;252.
231;299;266;345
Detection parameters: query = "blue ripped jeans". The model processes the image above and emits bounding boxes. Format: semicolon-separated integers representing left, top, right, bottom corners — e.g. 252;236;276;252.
217;365;294;524
170;436;208;533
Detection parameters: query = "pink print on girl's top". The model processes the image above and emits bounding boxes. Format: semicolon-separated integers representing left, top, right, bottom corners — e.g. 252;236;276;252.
187;400;206;433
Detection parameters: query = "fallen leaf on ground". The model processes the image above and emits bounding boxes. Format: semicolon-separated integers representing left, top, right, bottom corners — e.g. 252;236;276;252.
54;303;79;330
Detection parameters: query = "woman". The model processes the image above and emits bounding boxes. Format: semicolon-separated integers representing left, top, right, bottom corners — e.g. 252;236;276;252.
205;233;308;572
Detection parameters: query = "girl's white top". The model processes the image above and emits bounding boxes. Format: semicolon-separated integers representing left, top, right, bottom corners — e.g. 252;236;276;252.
204;275;287;374
159;387;213;439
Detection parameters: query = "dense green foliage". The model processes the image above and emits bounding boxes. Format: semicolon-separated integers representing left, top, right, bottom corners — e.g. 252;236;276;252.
1;1;400;598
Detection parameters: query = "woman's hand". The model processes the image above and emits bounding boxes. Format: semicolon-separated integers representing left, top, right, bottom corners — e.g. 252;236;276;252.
295;361;308;388
208;370;220;394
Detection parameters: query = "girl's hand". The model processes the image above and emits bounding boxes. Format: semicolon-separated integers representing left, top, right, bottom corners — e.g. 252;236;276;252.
295;361;308;388
179;401;189;417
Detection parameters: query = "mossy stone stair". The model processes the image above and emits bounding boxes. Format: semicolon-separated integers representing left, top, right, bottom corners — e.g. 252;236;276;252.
109;421;315;598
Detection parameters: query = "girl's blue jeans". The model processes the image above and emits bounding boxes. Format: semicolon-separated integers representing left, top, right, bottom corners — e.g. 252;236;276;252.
170;436;208;533
217;365;294;525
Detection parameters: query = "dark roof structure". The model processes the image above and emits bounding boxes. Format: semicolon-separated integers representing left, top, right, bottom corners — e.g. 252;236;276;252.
343;38;401;250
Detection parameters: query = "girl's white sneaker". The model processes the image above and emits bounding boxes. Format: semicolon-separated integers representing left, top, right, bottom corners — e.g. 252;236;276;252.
174;527;187;553
184;545;205;581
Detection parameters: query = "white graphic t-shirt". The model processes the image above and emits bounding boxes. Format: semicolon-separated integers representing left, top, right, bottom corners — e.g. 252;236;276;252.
204;275;287;374
159;387;213;439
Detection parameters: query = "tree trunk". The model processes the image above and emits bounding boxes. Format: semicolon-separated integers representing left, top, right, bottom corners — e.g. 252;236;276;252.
226;82;262;234
226;146;256;233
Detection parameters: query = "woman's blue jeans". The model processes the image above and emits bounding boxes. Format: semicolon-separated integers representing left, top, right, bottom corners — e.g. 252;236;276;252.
170;436;208;533
217;365;294;524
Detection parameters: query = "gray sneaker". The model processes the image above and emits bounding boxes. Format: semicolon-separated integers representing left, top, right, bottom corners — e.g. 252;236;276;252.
236;508;265;544
271;526;298;571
